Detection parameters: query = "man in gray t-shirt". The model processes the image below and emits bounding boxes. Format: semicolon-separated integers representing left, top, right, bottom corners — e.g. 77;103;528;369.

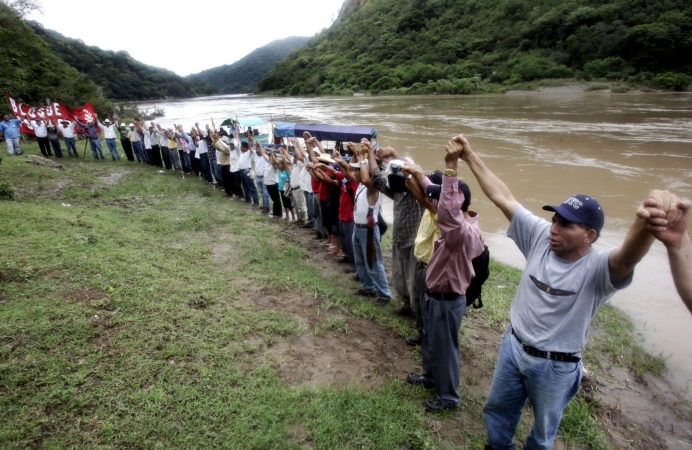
453;134;661;450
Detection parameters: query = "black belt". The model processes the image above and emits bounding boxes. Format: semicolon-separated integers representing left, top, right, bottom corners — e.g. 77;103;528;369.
511;328;581;363
416;262;428;269
425;289;460;301
355;223;369;229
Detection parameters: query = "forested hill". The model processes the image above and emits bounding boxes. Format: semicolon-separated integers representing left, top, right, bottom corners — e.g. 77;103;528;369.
28;22;216;101
0;3;109;110
185;37;310;94
258;0;692;95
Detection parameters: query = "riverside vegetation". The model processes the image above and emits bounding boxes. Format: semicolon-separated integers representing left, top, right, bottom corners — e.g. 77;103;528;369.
1;142;690;449
257;0;692;96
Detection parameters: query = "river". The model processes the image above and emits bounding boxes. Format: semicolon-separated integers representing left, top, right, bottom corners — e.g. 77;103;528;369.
139;92;692;390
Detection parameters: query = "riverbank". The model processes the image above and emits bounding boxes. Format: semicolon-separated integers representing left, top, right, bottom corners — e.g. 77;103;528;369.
1;144;691;449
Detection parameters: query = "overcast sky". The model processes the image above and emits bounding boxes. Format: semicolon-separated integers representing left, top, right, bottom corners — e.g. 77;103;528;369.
27;0;345;76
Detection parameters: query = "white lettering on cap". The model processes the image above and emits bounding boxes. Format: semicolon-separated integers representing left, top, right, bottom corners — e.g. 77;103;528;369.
564;197;583;209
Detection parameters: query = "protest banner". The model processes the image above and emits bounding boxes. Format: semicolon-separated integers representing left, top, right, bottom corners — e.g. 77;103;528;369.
6;94;98;135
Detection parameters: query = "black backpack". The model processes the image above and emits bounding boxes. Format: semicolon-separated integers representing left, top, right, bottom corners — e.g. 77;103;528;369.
466;245;490;309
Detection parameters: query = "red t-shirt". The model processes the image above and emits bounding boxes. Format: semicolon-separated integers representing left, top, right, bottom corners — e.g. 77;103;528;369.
319;176;331;201
311;177;321;195
339;177;359;222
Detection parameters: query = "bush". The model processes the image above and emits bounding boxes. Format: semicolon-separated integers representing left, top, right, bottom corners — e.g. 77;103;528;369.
0;181;15;200
511;57;574;82
652;72;692;91
583;57;634;80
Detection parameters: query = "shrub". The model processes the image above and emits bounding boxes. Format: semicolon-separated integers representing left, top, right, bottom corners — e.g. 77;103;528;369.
583;57;633;80
0;181;15;200
511;57;573;82
652;72;692;91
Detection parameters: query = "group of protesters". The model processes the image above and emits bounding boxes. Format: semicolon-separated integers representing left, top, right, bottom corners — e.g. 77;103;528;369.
3;109;692;450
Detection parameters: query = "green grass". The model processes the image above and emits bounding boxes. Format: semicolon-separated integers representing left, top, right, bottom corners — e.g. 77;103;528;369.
0;142;668;449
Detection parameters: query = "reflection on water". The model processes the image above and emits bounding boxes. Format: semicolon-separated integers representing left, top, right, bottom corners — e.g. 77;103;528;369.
140;92;692;389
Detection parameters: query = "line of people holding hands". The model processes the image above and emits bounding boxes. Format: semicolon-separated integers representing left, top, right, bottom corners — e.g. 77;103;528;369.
4;109;691;449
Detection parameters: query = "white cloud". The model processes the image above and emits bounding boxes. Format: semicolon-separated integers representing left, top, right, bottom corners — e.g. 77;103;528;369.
28;0;344;76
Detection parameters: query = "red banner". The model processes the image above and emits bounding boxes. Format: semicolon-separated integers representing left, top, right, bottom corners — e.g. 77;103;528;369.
6;94;97;135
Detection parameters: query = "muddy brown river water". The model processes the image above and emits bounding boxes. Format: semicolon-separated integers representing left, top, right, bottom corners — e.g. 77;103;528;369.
140;92;692;390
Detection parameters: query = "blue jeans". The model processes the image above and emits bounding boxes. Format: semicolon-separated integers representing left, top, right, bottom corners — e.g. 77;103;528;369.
105;138;120;159
64;138;77;157
5;137;21;155
199;153;213;182
90;139;104;159
240;169;259;204
352;225;392;299
483;326;582;450
180;150;191;172
255;175;270;208
132;141;144;162
50;139;63;157
213;163;223;185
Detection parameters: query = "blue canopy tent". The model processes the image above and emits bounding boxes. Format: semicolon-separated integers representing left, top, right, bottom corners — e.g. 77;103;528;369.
273;122;377;142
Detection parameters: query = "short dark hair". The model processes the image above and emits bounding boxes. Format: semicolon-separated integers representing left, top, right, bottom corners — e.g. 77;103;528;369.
241;141;249;150
578;222;599;242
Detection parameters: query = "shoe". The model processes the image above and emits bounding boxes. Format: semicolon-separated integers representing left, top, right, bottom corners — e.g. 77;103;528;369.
314;233;323;240
393;306;413;317
406;373;435;389
355;289;376;297
375;297;391;306
406;335;422;346
344;266;357;273
351;274;360;281
302;223;313;229
424;398;457;412
336;257;351;264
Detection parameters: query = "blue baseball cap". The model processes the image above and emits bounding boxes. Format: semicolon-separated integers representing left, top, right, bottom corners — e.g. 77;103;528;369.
542;194;604;233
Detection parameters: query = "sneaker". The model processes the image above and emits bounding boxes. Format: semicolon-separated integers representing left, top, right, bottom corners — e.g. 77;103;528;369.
406;373;435;389
375;297;391;306
351;274;360;281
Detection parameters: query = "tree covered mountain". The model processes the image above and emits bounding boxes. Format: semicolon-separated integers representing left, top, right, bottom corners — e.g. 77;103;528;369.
28;22;216;101
258;0;692;95
185;36;310;94
0;3;110;111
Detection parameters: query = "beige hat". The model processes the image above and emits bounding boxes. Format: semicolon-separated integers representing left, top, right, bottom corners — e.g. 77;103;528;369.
317;154;336;164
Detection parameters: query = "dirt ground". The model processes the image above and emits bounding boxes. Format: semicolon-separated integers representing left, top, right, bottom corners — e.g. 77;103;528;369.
218;204;692;450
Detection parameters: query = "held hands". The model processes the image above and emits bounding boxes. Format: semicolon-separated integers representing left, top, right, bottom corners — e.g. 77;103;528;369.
360;138;372;156
347;142;357;156
637;190;690;248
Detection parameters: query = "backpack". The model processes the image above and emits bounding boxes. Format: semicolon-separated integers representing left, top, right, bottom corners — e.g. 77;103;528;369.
466;244;490;309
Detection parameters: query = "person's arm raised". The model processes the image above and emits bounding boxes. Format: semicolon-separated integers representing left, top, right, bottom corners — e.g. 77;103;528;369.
637;191;692;312
403;162;435;213
456;134;519;221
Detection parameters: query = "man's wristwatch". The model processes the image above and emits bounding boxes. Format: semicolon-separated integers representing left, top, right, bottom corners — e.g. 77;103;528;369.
444;169;457;177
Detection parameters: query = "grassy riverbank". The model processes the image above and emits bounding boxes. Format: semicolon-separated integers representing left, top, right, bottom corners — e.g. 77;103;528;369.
0;143;682;449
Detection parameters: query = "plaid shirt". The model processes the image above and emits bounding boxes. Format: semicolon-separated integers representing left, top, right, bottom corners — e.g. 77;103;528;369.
373;170;424;248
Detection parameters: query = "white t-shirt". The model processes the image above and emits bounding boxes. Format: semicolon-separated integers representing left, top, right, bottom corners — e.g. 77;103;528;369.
238;149;252;170
99;122;117;139
253;152;267;176
508;205;632;353
290;159;303;189
30;121;47;138
196;138;208;155
263;156;279;185
353;184;381;225
57;122;76;139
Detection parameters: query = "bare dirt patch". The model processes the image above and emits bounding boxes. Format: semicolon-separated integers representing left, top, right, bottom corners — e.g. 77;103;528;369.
238;286;418;389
